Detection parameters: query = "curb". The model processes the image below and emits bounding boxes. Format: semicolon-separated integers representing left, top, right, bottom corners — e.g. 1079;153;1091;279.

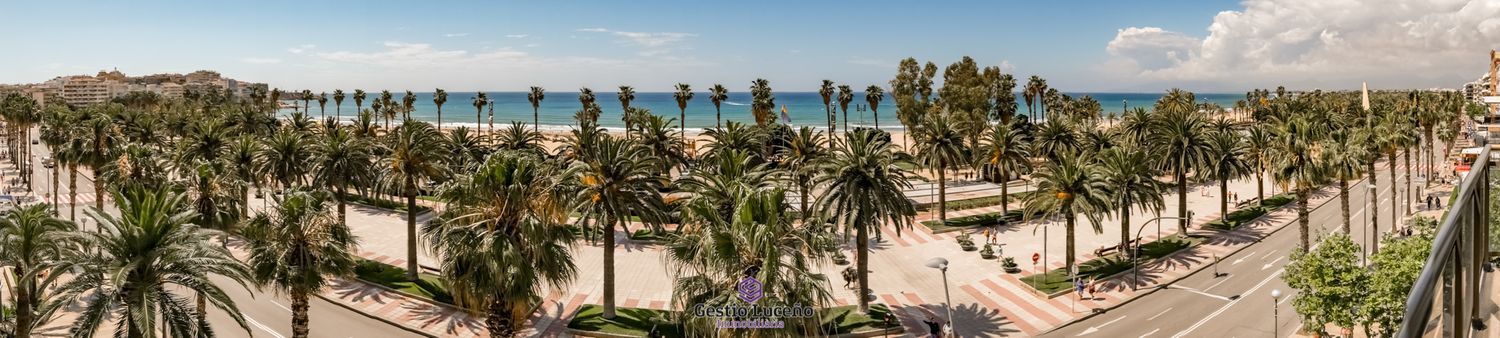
1040;183;1346;335
313;290;439;338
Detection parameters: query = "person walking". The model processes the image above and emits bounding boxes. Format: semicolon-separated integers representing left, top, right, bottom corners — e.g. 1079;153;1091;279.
922;316;944;338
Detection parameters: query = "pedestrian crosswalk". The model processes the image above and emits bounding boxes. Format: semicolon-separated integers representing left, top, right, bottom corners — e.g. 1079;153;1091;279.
39;192;105;205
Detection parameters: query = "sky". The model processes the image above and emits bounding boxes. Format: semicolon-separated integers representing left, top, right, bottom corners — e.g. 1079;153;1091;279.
3;0;1498;93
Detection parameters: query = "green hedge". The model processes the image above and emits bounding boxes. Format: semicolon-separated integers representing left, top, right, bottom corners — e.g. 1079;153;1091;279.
629;229;675;242
566;304;899;336
1204;206;1269;230
353;259;453;304
921;210;1024;233
346;194;434;214
1020;234;1201;294
1260;193;1294;208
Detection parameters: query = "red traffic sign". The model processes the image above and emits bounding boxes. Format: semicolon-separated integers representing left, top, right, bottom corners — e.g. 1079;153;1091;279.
1032;253;1040;263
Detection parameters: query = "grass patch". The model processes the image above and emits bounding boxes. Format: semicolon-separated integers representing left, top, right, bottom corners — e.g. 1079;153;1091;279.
1260;193;1295;208
417;195;440;202
1204;206;1269;230
925;191;1034;212
1019;234;1203;294
353;259;454;304
629;229;675;242
921;210;1024;233
566;304;900;336
347;194;434;214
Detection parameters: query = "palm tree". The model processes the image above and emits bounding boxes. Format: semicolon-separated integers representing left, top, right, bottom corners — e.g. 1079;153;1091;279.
379;90;394;129
353;89;367;123
811;128;916;314
708;84;728;129
1024;76;1047;121
618;85;637;130
473;92;489;133
673;83;694;146
381;120;450;281
777;126;827;220
258;129;314;190
426;153;577;336
317;92;329;120
977;121;1031;214
1269;112;1326;250
311;127;373;225
837;85;855;133
865;86;884;130
578;87;598;125
39;105;72;214
632;114;686;177
820;80;836;139
912;112;969;222
81;112;119;212
402;91;417;120
567;135;664;319
494;121;546;155
1097;146;1167;255
433;88;448;130
1150;90;1211;234
1322;130;1369;234
0;204;76;337
333;89;346;121
528;87;545;133
1244;124;1273;202
1022;150;1109;272
749;79;776;126
61;188;251;338
228;136;261;216
243;191;358;338
301;90;314;116
1205;131;1252;222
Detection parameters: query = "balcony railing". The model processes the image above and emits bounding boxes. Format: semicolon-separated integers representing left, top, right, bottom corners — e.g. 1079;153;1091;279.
1399;146;1493;337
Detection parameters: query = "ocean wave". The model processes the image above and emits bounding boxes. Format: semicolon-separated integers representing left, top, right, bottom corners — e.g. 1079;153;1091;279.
722;101;748;106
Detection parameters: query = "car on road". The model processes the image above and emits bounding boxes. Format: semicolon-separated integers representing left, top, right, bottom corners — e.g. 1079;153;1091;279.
42;157;54;168
30;139;38;145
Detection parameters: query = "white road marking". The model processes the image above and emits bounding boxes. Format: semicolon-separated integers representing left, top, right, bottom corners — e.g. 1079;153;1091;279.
268;300;292;313
1147;307;1172;321
1203;277;1231;292
1167;285;1234;301
1172;269;1284;338
1232;252;1255;265
1077;316;1127;336
1260;250;1277;259
1262;256;1285;270
246;315;288;338
1140;328;1160;338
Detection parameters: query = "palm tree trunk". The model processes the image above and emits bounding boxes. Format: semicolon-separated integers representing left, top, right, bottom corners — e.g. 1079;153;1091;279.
715;107;722;130
486;298;516;337
1256;169;1264;204
1297;186;1310;250
1219;178;1229;222
337;184;348;225
799;177;810;223
1404;147;1412;216
1388;153;1397;226
856;222;871;314
406;182;419;282
15;279;32;338
291;291;311;338
436;106;442;130
1120;198;1132;257
1065;214;1077;272
68;166;77;223
196;291;207;336
1000;166;1009;214
1339;179;1351;234
533;108;540;134
938;161;947;222
603;216;618;319
51;162;58;214
680;108;688;148
842;108;848;133
1369;162;1380;253
1177;169;1189;234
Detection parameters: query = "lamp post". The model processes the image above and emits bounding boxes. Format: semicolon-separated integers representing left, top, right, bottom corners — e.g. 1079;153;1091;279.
1271;289;1282;337
925;257;956;336
1132;216;1190;290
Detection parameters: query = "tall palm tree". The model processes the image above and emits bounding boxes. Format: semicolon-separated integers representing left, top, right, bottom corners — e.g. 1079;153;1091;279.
61;188;251;338
258;129;314;190
1205;131;1252;221
578;87;598;124
333;89;346;121
317;92;329;120
378;90;394;129
865;86;884;130
311;127;373;225
708;84;728;129
1024;76;1048;121
1322;130;1369;234
300;90;313;116
528;87;545;133
820;80;836;139
673;83;694;146
243;191;358;338
1098;146;1167;255
381;120;450;281
1022;150;1109;272
81;112;119;212
228;136;260;216
39;105;72;214
494;121;546;155
433;88;448;130
427;154;577;336
402;91;416;120
567;135;664;319
912;111;970;222
777;126;827;220
1150;90;1211;234
749;79;776;126
353;89;367;123
632;114;686;178
977;121;1031;214
473;92;489;133
0;204;76;337
811;128;915;314
1244;125;1273;202
1269;112;1326;250
618;85;637;130
837;85;855;133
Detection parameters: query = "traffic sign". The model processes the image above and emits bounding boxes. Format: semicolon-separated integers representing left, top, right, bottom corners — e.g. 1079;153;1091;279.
1032;253;1040;264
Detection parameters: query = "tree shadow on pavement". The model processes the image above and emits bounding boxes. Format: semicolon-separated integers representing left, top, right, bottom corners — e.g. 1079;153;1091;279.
329;278;390;304
944;302;1020;337
403;302;483;336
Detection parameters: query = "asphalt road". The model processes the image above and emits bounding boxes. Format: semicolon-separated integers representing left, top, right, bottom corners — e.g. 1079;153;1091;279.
1044;163;1413;338
19;132;423;338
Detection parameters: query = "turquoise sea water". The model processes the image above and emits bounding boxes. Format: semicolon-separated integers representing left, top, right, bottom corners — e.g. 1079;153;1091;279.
280;92;1244;131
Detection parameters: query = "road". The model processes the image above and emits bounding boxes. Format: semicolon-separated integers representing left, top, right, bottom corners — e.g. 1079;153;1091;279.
1045;162;1414;338
17;132;423;338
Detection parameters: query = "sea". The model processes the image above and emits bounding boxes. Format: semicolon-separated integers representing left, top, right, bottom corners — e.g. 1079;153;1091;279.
279;92;1245;132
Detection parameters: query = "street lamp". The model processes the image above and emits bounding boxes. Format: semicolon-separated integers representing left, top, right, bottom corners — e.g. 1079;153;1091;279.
1271;289;1283;337
924;257;956;336
1131;216;1190;290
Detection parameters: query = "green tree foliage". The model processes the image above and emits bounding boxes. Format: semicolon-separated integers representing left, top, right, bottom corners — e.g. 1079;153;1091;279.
1284;233;1365;335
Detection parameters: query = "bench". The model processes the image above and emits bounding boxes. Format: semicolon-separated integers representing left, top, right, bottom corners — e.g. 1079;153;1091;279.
1094;237;1142;257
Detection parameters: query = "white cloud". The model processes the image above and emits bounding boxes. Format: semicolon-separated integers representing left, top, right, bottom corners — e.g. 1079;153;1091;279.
998;60;1016;72
287;44;317;54
505;34;529;38
241;57;282;64
575;28;696;47
576;28;609;33
1102;0;1500;90
443;33;469;37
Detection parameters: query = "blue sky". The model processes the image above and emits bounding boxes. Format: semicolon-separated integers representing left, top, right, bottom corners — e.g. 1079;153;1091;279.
4;0;1491;92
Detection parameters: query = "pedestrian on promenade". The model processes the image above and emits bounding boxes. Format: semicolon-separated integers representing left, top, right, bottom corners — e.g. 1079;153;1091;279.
922;316;943;338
